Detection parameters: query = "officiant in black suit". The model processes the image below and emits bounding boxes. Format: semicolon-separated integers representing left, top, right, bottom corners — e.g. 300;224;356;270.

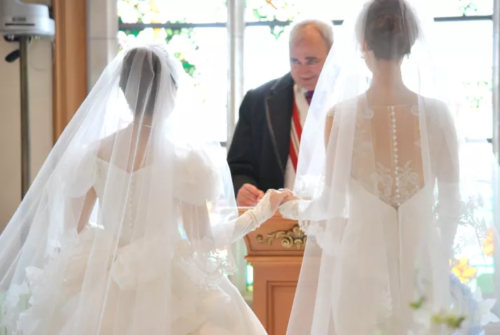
228;18;334;206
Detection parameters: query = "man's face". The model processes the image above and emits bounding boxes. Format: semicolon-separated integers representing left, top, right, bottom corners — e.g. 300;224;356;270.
289;26;330;91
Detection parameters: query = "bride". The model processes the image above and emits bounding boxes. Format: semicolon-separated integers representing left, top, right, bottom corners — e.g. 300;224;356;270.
281;0;499;334
0;43;287;335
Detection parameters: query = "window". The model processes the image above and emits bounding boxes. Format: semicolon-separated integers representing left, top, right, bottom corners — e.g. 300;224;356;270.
118;0;226;24
118;0;228;143
429;9;495;297
243;0;340;91
432;20;493;141
433;0;493;17
244;25;292;91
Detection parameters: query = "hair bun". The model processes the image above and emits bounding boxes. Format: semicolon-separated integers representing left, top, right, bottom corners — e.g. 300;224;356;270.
363;0;418;60
383;14;396;31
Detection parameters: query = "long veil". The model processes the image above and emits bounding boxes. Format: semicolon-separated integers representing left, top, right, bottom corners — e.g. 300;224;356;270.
0;43;238;334
285;0;500;334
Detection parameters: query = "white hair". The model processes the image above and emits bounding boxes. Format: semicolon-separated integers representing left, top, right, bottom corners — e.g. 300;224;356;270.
289;19;334;50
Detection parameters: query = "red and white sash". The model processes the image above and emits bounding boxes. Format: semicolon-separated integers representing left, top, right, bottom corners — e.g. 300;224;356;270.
284;86;310;189
289;98;303;171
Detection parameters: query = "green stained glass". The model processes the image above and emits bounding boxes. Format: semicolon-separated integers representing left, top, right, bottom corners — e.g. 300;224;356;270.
245;0;300;22
458;0;479;15
431;0;493;16
464;80;492;110
120;29;141;38
118;0;227;24
270;25;287;40
244;0;493;22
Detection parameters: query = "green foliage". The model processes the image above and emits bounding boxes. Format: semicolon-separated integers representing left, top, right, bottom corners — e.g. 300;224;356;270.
458;0;478;16
464;80;492;110
410;296;466;331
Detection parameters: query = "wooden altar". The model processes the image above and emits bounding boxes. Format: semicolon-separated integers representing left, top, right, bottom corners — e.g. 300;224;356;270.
242;211;305;335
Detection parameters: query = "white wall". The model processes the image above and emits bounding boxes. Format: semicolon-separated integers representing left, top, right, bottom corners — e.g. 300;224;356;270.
0;38;53;230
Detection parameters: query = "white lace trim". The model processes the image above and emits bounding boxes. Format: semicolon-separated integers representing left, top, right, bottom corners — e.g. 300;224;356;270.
353;104;423;209
372;161;421;208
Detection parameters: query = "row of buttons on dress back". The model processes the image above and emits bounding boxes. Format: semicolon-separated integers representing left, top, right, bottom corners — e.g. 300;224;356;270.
390;106;402;207
127;181;135;227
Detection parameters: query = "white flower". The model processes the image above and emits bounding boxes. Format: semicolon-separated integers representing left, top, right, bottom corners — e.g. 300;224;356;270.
413;303;433;329
2;282;30;333
478;298;499;326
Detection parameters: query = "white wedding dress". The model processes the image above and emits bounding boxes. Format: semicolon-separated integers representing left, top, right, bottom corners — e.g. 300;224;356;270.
282;96;496;334
2;150;270;335
336;98;449;333
279;0;499;333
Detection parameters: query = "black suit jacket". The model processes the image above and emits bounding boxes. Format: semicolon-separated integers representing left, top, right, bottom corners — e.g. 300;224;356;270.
228;73;294;195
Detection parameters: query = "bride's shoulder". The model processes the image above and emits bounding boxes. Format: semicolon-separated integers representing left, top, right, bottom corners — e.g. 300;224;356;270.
95;134;117;161
78;134;121;171
52;141;104;196
418;96;454;125
76;134;115;162
327;97;361;118
78;143;101;167
73;135;118;178
419;96;447;111
173;142;224;205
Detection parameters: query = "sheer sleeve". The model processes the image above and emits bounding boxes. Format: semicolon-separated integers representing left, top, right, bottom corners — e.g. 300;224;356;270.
281;110;335;233
174;146;277;249
230;191;276;241
180;191;277;248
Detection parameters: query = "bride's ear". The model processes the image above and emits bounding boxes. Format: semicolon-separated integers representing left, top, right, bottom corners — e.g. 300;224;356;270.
361;40;368;52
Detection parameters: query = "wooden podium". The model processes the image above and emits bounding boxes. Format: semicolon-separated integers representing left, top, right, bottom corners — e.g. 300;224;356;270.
242;211;305;335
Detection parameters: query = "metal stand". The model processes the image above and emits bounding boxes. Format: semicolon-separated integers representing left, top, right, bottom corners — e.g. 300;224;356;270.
226;0;245;149
19;36;31;199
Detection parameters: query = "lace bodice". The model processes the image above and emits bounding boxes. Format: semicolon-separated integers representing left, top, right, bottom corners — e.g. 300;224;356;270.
350;101;439;208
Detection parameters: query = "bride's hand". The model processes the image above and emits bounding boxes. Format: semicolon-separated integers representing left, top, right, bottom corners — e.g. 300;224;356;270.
268;189;294;211
280;190;299;204
276;190;300;220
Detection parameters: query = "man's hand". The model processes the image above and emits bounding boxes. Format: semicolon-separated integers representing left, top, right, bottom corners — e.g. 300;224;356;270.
237;184;264;207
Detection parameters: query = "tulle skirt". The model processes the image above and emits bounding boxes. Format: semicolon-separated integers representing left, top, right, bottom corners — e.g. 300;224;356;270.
1;228;265;335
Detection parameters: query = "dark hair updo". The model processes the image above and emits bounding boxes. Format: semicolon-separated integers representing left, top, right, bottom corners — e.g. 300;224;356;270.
363;0;418;60
119;47;162;117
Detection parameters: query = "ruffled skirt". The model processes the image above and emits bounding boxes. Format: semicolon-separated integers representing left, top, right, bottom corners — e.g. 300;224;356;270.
2;229;265;335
